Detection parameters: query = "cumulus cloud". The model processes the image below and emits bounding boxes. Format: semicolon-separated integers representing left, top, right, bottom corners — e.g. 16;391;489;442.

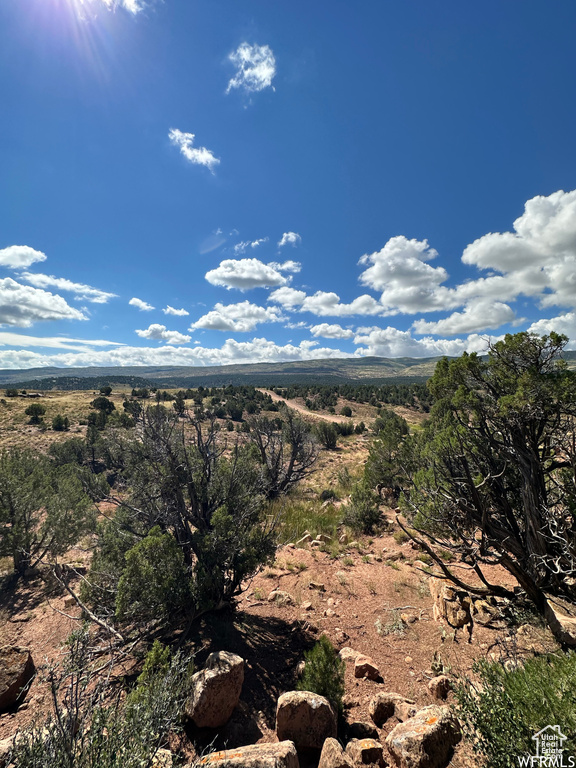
269;287;387;317
0;245;47;269
20;272;116;304
353;326;496;359
412;299;517;336
162;305;189;317
169;128;220;173
278;232;302;248
226;43;276;94
269;260;301;273
527;312;576;347
233;238;268;255
190;301;285;332
129;297;155;311
0;337;352;370
135;324;191;345
205;258;295;291
310;323;355;339
0;278;87;327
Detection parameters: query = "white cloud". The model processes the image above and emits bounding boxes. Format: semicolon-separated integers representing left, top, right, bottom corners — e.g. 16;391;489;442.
162;305;189;317
310;323;355;340
169;128;220;173
0;332;124;351
135;324;191;345
226;43;276;95
268;287;387;317
527;312;576;347
278;232;302;248
20;272;116;304
353;326;496;358
412;299;517;336
0;245;47;269
269;260;301;273
129;297;155;311
0;337;352;370
233;238;269;255
206;258;292;291
268;287;307;309
190;301;285;332
0;278;87;327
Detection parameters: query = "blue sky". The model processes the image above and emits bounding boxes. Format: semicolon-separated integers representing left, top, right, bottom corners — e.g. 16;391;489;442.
1;0;576;369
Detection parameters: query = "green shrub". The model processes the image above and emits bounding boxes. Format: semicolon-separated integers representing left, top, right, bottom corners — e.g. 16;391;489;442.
25;402;45;424
116;527;191;624
52;414;70;431
456;653;576;768
297;635;345;714
343;482;381;534
340;406;352;417
316;422;338;450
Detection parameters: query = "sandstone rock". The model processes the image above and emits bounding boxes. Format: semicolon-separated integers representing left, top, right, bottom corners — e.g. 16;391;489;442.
310;540;323;549
185;651;244;728
0;736;13;768
338;534;349;545
427;676;452;701
200;741;299;768
268;590;294;606
429;578;471;629
369;693;405;726
309;582;326;592
276;691;337;750
394;701;417;722
386;706;461;768
317;534;332;543
345;738;385;767
354;655;380;681
297;534;313;546
346;720;380;740
0;646;35;713
339;647;360;663
324;609;336;618
319;738;354;768
301;601;314;611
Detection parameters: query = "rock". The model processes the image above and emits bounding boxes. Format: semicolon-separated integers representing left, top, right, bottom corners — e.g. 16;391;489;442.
152;749;174;768
301;601;314;611
324;609;336;618
354;655;380;681
0;737;13;768
63;596;76;608
309;582;326;592
346;720;380;740
339;647;360;663
345;738;385;767
185;651;244;728
276;691;337;750
319;738;354;768
296;661;306;678
427;676;452;701
369;693;405;726
268;590;295;606
338;534;349;545
429;578;471;628
317;534;332;543
0;646;35;713
544;599;576;647
311;540;323;548
297;534;313;546
386;706;461;768
200;741;299;768
394;700;417;722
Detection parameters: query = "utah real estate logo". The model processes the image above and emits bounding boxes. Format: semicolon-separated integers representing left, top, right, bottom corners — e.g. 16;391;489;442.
518;725;574;767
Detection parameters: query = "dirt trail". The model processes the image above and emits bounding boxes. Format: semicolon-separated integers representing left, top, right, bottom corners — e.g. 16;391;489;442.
258;389;350;424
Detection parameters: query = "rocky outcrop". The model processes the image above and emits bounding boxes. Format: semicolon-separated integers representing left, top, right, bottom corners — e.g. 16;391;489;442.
345;738;385;767
200;741;299;768
318;738;354;768
346;720;379;740
0;646;35;713
428;579;471;629
427;676;452;701
185;651;244;728
386;706;461;768
276;691;337;750
369;693;416;726
354;655;380;681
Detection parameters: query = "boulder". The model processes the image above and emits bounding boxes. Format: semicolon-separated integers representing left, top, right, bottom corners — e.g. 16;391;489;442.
0;646;35;713
319;738;354;768
369;693;406;726
185;651;244;728
345;738;385;767
354;655;380;681
0;737;13;768
346;720;380;740
385;706;461;768
339;647;360;663
427;676;452;701
268;590;294;606
429;579;471;629
394;701;417;722
200;741;299;768
276;691;337;750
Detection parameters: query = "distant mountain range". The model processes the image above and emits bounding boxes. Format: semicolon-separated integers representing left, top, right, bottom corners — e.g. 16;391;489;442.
1;351;575;390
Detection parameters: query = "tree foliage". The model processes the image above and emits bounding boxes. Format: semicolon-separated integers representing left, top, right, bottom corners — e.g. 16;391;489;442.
297;635;345;715
406;332;576;632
